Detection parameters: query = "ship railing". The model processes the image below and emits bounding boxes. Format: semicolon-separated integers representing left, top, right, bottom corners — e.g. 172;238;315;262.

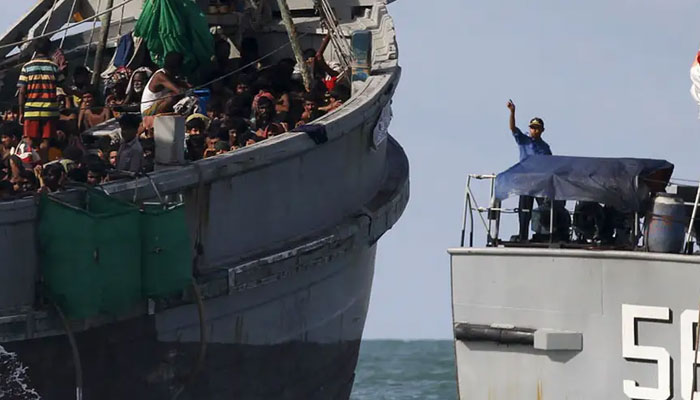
460;173;700;254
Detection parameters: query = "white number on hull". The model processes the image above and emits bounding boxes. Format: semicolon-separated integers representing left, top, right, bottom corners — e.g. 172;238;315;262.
681;310;700;400
622;304;672;400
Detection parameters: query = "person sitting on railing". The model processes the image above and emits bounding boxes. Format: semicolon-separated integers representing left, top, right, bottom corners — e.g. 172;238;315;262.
141;52;191;117
506;100;553;242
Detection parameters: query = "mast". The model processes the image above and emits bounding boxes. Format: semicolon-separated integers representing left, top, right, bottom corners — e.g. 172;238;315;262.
275;0;312;92
92;0;114;85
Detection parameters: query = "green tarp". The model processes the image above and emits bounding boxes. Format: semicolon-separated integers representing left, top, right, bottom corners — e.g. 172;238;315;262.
39;190;142;318
134;0;214;75
39;189;193;319
141;204;192;297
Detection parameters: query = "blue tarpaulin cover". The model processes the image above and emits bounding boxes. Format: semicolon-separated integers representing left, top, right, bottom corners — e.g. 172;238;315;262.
494;155;674;212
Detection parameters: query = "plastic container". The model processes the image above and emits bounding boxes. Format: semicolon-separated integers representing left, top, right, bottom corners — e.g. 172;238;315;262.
646;193;687;253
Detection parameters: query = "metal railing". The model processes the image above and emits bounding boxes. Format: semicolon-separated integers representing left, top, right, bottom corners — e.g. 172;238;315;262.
460;173;700;253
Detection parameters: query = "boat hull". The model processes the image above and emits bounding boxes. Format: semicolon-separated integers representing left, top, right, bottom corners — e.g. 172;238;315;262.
5;242;377;400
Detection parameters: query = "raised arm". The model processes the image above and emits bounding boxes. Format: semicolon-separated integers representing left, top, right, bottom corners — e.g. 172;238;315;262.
507;100;517;133
314;34;340;78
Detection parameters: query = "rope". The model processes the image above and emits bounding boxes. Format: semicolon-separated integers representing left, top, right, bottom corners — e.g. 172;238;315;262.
85;0;103;66
54;302;84;400
170;280;208;400
0;0;136;51
60;0;80;48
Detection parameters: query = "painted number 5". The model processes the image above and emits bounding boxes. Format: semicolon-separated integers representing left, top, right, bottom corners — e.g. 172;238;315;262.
622;304;671;400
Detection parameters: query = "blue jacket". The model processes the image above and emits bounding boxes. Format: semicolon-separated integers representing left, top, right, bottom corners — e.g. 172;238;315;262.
512;127;552;161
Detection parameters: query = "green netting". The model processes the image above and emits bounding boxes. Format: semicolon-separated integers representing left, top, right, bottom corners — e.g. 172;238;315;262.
141;204;192;298
134;0;214;75
38;190;142;319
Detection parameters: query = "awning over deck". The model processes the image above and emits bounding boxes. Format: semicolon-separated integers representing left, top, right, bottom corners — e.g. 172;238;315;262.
494;155;674;212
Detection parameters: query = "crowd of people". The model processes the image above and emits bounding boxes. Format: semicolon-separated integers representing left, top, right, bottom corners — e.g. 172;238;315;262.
0;33;350;201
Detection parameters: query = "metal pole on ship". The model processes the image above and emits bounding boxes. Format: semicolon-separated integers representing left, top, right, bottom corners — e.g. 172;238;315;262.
92;0;114;85
276;0;313;92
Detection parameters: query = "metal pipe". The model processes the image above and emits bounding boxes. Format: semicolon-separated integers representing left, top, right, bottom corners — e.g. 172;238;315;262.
460;176;470;247
276;0;313;92
468;177;474;247
454;323;535;346
549;198;554;244
60;0;79;48
84;0;102;66
685;180;700;253
487;177;495;245
41;0;59;35
634;176;639;244
92;0;114;85
466;184;490;235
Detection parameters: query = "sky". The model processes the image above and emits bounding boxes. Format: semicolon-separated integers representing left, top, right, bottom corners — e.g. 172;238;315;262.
5;0;700;340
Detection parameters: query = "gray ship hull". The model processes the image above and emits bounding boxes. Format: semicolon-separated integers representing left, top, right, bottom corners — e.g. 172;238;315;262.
450;247;700;400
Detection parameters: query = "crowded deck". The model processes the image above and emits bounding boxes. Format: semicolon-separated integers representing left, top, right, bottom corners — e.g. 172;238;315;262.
0;0;355;201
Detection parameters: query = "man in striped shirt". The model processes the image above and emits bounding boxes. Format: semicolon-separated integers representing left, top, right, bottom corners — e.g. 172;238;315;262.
18;37;59;164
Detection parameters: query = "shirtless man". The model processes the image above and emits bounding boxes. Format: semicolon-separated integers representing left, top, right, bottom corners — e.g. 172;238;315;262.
140;52;191;117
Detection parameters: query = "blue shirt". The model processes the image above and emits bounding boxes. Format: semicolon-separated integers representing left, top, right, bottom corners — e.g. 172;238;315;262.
512;127;552;161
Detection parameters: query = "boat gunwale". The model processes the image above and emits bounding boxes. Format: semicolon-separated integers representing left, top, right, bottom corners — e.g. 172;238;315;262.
448;246;700;264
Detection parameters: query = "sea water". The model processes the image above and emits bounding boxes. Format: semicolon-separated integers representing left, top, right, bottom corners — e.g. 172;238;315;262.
351;340;457;400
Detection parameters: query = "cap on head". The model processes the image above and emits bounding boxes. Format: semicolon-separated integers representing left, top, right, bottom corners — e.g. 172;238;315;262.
529;117;544;130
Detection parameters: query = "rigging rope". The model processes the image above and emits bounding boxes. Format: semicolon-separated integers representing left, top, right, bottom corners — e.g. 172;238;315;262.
85;0;103;65
60;0;80;48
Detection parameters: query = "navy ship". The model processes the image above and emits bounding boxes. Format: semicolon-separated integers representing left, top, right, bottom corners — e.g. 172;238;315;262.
449;155;700;399
0;0;408;398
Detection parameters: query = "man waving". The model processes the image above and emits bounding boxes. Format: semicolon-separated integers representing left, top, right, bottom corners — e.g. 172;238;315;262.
506;100;552;241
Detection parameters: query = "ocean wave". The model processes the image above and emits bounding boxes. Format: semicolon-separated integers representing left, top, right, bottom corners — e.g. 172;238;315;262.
0;345;40;400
